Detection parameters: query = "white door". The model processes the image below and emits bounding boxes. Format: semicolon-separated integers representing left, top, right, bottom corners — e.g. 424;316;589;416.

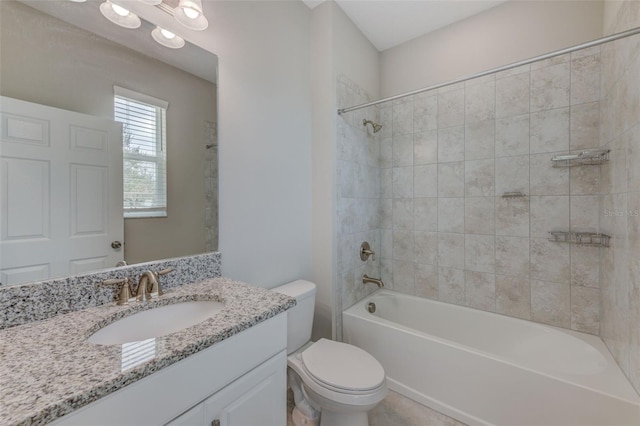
0;96;123;285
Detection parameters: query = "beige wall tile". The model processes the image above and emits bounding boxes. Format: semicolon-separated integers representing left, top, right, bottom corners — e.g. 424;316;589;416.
438;266;465;305
530;152;570;195
438;233;465;269
415;264;438;299
496;274;531;320
495;197;530;237
531;238;570;283
531;62;570;112
438;89;465;128
438;198;465;233
465;119;495;160
465;197;495;235
495;114;529;157
466;271;496;311
438;126;465;162
392;134;414;167
531;280;571;327
438;162;465;197
465;159;495;197
414;197;437;232
414;95;438;133
496;72;530;118
414;164;438;198
496;236;530;278
465;80;496;123
571;285;600;334
415;231;438;266
465;234;496;273
530;107;570;154
414;130;438;165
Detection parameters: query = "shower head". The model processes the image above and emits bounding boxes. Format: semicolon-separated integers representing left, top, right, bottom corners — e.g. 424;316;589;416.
363;119;383;134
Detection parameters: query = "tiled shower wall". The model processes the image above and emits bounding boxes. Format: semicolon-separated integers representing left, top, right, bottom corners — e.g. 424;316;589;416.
599;0;640;392
336;75;381;340
377;47;603;334
204;120;218;252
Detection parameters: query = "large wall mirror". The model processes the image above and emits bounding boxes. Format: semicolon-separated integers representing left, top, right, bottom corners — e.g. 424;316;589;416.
0;0;218;286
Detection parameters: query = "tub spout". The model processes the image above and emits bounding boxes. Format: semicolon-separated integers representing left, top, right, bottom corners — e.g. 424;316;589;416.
363;274;384;288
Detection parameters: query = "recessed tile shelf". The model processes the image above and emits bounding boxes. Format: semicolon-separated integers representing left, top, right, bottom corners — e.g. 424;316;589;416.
550;149;610;167
548;231;611;247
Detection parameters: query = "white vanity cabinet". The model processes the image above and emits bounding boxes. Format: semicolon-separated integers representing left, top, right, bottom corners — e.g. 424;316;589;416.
166;352;284;426
53;313;287;426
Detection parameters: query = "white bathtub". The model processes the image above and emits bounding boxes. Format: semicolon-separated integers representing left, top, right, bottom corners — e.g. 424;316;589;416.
343;290;640;426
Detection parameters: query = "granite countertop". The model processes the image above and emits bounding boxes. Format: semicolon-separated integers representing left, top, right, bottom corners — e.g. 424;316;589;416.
0;278;296;426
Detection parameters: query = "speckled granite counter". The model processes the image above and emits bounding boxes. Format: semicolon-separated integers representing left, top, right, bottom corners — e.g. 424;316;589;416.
0;278;295;426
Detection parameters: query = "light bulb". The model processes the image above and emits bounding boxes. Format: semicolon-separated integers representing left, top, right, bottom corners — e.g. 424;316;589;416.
111;3;130;17
183;7;200;19
160;29;176;39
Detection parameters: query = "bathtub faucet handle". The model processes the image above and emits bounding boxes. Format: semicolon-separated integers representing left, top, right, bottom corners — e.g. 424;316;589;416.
360;242;376;261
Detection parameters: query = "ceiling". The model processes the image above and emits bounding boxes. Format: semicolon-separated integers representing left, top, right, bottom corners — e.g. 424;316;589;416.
21;0;217;84
304;0;508;51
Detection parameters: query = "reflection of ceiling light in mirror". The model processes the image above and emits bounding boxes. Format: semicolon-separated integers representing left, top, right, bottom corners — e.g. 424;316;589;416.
68;0;87;3
175;0;209;30
152;26;186;49
99;1;142;28
138;0;163;4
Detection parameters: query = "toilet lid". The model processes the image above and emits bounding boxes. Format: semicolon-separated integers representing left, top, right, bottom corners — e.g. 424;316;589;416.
301;339;385;392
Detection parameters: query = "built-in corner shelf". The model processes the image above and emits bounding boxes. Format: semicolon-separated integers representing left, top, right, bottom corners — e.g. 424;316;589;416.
548;231;611;247
551;149;610;167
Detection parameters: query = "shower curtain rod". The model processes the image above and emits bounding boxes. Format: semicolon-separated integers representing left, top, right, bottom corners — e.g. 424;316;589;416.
337;26;640;115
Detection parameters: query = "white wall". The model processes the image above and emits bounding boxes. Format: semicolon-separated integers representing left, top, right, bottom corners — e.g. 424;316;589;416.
309;1;380;339
132;1;314;288
310;2;336;340
381;0;604;96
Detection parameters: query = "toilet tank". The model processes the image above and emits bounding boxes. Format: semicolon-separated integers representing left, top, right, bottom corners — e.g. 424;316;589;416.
272;280;316;354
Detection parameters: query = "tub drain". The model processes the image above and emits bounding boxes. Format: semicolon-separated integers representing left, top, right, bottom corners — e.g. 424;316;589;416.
367;302;376;313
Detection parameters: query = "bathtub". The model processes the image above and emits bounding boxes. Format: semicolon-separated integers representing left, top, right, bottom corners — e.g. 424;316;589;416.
343;290;640;426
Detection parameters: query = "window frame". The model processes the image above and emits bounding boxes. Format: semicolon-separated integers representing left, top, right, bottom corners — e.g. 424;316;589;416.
114;86;169;219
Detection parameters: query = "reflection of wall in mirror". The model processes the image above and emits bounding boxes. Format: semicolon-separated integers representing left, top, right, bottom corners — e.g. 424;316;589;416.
0;1;217;265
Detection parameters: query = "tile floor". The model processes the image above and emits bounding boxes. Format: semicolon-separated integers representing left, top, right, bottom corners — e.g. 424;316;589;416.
288;390;465;426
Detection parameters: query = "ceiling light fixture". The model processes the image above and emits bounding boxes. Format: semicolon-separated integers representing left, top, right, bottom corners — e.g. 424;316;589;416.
151;26;186;49
99;1;141;29
174;0;209;30
138;0;162;4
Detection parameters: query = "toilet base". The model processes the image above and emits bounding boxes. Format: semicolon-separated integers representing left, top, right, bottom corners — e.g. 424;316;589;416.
320;409;368;426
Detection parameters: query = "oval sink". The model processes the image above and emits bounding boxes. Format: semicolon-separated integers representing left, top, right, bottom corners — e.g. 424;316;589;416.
88;301;224;345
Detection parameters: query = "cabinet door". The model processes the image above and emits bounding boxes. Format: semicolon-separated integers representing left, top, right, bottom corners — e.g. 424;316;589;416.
166;404;205;426
204;352;287;426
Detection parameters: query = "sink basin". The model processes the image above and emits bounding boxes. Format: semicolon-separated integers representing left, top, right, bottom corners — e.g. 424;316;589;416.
88;301;224;345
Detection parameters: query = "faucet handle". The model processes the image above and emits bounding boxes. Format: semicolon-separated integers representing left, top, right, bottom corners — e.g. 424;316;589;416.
155;267;175;277
100;277;135;305
147;268;174;298
360;242;376;261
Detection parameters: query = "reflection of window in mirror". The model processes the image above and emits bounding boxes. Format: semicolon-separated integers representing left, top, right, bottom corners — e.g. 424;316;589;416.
114;86;168;218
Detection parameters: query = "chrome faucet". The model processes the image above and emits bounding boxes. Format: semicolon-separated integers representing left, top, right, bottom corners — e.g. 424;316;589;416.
136;271;157;301
100;268;175;305
362;274;384;288
137;268;175;300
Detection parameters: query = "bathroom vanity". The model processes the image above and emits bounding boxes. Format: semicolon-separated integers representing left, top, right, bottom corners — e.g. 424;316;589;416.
0;277;295;426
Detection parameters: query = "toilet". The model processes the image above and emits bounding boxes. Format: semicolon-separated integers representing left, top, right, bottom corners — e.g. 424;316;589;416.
273;280;387;426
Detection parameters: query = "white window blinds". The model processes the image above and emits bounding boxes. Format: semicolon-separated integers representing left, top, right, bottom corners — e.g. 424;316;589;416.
114;87;168;218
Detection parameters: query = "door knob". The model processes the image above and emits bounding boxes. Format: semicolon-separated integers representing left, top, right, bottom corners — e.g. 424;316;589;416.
111;241;122;249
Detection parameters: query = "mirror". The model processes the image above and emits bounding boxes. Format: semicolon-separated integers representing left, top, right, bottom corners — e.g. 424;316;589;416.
0;0;218;286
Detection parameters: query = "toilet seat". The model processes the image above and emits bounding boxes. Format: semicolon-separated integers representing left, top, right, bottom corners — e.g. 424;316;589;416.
301;339;386;394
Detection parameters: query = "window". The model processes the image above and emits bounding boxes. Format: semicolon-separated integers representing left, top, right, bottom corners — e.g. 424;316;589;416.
114;87;168;218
